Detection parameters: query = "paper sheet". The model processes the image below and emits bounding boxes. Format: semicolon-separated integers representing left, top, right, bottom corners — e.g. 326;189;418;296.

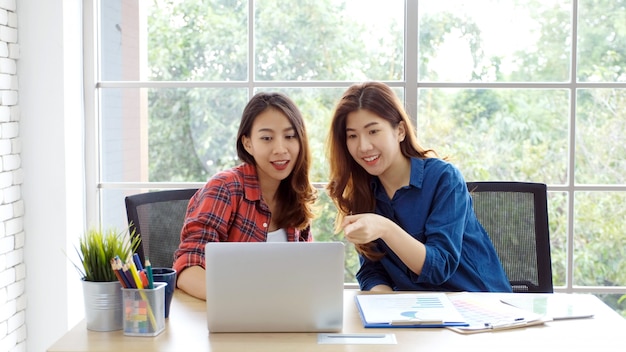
355;293;467;327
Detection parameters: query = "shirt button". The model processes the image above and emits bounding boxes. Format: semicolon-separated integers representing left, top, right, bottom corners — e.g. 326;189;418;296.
263;223;268;228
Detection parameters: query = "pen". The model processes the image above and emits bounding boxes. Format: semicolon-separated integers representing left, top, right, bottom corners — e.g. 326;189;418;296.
326;334;387;338
484;318;526;329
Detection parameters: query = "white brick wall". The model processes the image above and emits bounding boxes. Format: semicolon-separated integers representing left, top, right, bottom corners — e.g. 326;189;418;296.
0;1;24;351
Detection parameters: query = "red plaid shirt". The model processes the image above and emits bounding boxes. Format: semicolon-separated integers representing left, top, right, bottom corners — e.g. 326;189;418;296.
173;163;312;274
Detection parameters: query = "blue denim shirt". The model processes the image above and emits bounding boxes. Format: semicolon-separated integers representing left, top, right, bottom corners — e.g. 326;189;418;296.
356;157;512;292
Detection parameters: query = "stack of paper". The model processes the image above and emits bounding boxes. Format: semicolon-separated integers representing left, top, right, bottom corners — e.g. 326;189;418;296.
354;292;550;333
355;293;467;328
446;292;549;334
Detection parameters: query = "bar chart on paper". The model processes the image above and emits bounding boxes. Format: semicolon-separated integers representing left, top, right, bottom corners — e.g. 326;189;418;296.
354;293;467;328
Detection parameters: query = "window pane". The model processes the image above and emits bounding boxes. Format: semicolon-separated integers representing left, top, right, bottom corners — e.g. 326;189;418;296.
574;192;626;286
100;1;141;81
254;0;404;81
101;88;143;183
595;294;626;319
101;87;248;182
548;191;568;287
101;87;352;184
101;0;249;81
575;89;626;184
312;190;357;283
417;88;569;183
418;0;571;82
577;0;626;82
101;188;134;232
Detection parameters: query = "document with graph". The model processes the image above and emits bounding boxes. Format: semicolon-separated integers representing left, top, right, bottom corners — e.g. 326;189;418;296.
354;293;469;328
446;292;550;334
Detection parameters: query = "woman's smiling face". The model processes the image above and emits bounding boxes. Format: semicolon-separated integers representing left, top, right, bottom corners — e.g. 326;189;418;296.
242;108;300;186
345;109;405;177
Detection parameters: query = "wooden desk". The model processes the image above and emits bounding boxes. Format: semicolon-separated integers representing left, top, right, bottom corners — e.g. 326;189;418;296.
48;289;626;352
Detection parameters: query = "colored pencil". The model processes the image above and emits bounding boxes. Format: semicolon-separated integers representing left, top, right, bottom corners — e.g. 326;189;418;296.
133;253;144;271
121;263;136;288
145;259;155;289
139;270;150;288
125;255;158;330
128;259;144;289
110;258;128;288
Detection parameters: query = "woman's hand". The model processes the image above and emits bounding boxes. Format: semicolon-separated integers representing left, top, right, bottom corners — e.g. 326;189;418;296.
341;213;393;244
342;213;427;275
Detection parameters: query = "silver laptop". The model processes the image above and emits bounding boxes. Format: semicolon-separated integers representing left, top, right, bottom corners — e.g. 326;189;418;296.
205;241;345;333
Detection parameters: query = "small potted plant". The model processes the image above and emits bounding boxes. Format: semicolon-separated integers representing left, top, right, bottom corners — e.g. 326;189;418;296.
72;225;140;331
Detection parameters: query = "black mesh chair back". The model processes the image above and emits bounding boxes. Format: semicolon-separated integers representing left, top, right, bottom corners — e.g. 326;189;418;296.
125;188;198;268
466;182;553;293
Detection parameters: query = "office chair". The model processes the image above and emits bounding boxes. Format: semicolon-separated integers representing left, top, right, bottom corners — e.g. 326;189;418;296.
125;188;198;268
466;181;553;293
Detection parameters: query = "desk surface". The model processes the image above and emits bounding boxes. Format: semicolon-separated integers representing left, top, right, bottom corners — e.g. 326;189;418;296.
48;289;626;352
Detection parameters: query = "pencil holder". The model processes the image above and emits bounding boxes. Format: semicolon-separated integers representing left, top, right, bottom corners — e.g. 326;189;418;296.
122;282;166;336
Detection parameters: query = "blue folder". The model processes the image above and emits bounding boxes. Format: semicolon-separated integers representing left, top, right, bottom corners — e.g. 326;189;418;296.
354;293;469;328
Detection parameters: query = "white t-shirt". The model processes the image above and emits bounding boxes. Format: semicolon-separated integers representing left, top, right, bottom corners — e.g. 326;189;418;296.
266;228;287;242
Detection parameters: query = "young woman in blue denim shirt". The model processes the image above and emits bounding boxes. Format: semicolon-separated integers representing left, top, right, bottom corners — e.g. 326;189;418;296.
326;82;511;293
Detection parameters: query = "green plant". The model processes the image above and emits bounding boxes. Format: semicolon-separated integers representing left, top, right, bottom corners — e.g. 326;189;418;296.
73;226;140;282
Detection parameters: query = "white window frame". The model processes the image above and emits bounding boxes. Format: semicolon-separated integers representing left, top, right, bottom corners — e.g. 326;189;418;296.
83;0;626;294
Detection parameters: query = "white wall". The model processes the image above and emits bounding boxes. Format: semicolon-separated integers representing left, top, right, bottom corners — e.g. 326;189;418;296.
0;1;25;351
18;0;84;351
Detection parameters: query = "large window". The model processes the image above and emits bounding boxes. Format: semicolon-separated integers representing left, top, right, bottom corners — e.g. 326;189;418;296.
86;0;626;313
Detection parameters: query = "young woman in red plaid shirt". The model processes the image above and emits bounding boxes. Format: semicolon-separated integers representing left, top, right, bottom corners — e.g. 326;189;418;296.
174;92;317;300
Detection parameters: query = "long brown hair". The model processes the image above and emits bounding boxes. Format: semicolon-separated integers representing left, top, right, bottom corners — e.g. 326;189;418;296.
237;92;317;230
326;82;438;259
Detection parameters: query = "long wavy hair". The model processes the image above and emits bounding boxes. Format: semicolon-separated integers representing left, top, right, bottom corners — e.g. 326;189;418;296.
326;82;438;259
236;92;317;230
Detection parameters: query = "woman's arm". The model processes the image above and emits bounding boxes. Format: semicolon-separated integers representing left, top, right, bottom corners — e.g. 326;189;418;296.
176;265;207;300
355;253;395;290
369;284;393;292
173;177;235;298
